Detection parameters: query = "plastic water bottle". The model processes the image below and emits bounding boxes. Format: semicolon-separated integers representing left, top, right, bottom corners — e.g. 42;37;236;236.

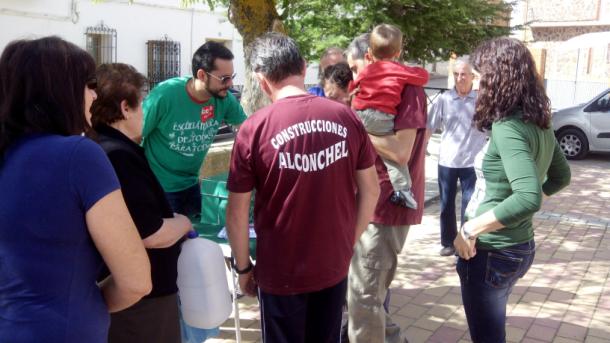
177;232;232;329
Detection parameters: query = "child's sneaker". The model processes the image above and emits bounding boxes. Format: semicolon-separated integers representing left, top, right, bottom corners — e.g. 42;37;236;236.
390;190;418;209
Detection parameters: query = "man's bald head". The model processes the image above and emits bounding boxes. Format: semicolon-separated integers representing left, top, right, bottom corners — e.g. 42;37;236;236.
453;58;475;96
319;47;345;71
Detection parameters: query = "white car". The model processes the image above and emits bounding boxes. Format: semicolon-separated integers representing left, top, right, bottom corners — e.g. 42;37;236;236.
552;88;610;159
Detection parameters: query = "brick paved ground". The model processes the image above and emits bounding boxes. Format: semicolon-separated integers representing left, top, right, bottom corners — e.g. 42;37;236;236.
209;152;610;343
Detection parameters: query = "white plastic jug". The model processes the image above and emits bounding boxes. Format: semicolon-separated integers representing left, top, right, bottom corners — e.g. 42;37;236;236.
177;235;232;329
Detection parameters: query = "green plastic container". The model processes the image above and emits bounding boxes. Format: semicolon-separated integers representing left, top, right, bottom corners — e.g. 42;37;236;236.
200;172;254;226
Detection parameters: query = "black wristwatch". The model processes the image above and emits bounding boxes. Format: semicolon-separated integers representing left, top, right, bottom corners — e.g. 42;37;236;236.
231;258;254;275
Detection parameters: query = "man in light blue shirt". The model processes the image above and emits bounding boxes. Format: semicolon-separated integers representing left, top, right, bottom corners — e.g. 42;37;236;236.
427;60;487;256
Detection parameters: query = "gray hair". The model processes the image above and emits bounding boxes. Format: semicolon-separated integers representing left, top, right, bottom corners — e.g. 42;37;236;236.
454;57;472;72
346;33;370;61
249;32;304;84
321;47;344;61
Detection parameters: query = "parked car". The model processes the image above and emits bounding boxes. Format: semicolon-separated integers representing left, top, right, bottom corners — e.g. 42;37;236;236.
551;88;610;159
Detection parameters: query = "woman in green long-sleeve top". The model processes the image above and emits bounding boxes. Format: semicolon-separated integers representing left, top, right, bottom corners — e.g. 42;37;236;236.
454;38;571;343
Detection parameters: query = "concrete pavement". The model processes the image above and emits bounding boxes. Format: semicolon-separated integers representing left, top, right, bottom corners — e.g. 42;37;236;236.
208;144;610;343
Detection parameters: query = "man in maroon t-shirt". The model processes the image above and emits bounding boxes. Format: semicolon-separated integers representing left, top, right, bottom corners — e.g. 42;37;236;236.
345;33;428;343
225;33;380;343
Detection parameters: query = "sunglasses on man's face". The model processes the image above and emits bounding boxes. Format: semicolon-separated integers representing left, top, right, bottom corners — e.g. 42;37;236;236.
205;72;236;85
86;77;97;90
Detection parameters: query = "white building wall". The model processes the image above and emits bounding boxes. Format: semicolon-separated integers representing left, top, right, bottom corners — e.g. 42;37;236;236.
0;0;247;85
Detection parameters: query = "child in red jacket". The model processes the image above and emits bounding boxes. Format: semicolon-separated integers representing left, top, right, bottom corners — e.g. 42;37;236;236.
350;23;429;209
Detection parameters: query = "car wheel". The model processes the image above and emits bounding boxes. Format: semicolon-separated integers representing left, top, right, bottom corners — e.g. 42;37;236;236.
557;128;589;160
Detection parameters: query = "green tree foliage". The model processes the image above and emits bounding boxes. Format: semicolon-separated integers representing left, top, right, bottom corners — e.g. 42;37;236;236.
182;0;511;63
282;0;511;63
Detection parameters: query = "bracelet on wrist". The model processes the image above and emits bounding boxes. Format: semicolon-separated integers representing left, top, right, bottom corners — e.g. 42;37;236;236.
231;258;254;275
461;225;477;241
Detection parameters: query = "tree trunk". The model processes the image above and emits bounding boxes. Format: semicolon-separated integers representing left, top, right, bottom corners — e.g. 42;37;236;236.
228;0;285;115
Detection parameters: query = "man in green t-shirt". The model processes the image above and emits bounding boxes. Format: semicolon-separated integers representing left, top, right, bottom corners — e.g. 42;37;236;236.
142;41;247;218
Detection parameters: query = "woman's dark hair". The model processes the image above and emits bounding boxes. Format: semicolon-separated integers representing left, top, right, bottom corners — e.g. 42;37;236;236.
470;37;551;131
90;63;147;127
0;36;96;156
323;62;353;91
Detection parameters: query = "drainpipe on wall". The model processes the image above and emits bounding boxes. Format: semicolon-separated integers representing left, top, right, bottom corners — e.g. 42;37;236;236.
0;0;80;24
523;0;530;42
190;7;195;66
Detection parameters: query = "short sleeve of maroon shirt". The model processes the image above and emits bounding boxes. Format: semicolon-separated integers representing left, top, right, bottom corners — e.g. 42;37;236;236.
372;85;428;226
227;94;377;295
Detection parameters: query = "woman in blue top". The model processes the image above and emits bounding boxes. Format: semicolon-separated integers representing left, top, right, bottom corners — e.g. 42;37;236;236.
0;37;152;343
453;38;571;342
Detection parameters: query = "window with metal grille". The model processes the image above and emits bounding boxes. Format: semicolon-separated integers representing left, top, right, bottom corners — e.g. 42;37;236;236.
85;22;117;66
147;37;181;90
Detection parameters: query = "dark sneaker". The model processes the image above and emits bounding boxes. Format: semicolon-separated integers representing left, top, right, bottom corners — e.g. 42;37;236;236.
440;246;456;256
389;191;418;209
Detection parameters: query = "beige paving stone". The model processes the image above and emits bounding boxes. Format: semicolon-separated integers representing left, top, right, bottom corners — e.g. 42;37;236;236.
397;303;429;319
403;326;433;343
428;325;466;343
557;322;588;341
592;310;610;324
508;292;523;304
579;282;605;294
533;251;551;260
584;336;610;343
554;336;587;343
589;319;610;336
548;289;576;303
522;337;548;343
392;314;416;329
575;294;601;307
558;280;582;293
529;284;554;295
412;315;444;331
411;292;441;306
423;285;451;297
443;311;469;331
506;326;526;342
521;291;549;304
540;300;569;313
389;293;412;307
526;323;557;342
426;303;459;319
246;320;261;329
510;303;541;317
440;293;464;306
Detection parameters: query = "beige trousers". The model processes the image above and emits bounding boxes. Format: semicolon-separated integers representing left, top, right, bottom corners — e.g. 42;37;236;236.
347;223;410;343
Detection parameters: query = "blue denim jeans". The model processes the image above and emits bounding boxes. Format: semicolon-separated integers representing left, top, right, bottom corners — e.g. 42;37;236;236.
456;240;535;343
165;183;201;219
438;165;476;247
179;302;219;343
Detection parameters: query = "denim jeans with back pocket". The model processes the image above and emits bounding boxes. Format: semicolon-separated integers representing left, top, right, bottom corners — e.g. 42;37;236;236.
456;240;535;343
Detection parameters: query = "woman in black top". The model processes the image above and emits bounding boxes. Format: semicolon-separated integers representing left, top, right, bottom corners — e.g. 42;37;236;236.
90;63;192;343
